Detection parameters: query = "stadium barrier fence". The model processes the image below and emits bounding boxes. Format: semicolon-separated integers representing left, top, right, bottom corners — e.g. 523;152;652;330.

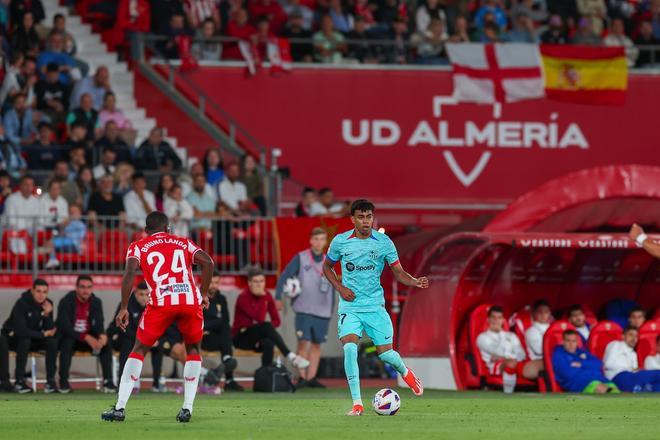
0;215;278;277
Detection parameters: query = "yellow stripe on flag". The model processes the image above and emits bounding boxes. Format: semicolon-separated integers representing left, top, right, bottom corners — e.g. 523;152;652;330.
542;55;627;91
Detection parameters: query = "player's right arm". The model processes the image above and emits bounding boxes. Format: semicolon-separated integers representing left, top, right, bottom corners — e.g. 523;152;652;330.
630;224;660;258
116;257;139;331
193;248;214;309
322;235;355;302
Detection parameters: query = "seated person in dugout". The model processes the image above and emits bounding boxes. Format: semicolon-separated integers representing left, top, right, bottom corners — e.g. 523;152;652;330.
477;305;544;393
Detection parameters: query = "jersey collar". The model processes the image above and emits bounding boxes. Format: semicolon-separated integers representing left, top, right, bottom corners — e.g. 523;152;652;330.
348;230;378;240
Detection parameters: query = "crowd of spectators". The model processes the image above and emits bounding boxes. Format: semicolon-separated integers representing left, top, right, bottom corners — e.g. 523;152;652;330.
477;301;660;394
105;0;660;67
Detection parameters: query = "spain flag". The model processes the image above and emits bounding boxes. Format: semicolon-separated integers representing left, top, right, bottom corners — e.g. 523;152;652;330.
541;45;628;105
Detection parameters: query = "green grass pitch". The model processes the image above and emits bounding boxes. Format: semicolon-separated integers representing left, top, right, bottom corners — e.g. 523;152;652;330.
1;388;659;439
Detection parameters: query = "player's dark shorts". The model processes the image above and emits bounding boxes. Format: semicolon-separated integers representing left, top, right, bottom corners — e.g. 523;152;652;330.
295;313;330;344
137;304;203;347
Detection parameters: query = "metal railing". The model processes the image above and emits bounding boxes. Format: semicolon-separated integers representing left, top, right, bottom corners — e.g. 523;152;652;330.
0;215;277;277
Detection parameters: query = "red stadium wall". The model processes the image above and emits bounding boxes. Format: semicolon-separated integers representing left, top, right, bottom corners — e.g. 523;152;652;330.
178;67;660;204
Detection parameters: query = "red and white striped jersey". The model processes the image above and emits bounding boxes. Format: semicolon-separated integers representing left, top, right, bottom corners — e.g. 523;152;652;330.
126;232;202;307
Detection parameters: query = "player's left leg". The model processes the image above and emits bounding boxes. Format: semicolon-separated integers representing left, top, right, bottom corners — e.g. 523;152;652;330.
175;305;206;422
365;309;423;396
338;312;365;415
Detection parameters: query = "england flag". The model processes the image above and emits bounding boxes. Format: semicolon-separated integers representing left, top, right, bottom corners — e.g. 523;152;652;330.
446;43;544;104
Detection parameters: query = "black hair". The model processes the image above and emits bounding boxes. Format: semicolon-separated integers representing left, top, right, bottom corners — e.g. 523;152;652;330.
38;121;52;131
350;199;375;216
70;121;87;131
137;281;148;290
624;325;639;333
488;305;504;317
76;275;93;286
146;211;169;233
33;278;48;288
629;307;646;317
302;187;315;195
563;329;579;338
132;171;146;181
213;271;222;278
568;304;583;315
19;174;34;184
533;299;550;311
246;265;265;280
318;187;332;196
54;13;65;21
0;170;9;179
104;91;115;100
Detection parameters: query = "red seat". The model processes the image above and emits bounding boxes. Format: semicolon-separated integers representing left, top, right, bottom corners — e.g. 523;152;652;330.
1;230;34;269
97;230;129;264
542;320;579;392
197;230;237;268
468;304;536;389
638;319;660;367
587;321;623;360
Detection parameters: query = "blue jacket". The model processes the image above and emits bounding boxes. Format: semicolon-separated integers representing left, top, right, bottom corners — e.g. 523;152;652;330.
552;346;608;392
2;109;41;147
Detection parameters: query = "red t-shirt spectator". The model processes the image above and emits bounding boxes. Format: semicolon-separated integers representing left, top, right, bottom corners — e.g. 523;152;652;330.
225;13;257;59
231;288;281;336
248;0;287;34
113;0;151;48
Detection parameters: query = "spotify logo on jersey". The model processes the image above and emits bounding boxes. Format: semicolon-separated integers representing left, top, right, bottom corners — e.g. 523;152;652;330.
346;262;355;272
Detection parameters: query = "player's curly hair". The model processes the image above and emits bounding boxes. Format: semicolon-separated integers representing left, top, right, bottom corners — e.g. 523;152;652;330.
350;199;375;216
146;211;169;233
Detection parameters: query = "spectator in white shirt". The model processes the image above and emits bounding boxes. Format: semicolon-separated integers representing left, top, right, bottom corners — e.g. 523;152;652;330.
164;184;194;238
603;326;660;392
38;180;68;229
476;305;543;393
603;18;638;67
525;300;553;360
568;304;592;344
123;172;156;229
92;146;117;180
644;335;660;370
309;187;348;217
3;175;40;230
218;162;250;217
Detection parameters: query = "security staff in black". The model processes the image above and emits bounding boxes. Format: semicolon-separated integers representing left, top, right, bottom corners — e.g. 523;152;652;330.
202;272;241;391
1;278;57;393
56;275;114;393
107;282;165;392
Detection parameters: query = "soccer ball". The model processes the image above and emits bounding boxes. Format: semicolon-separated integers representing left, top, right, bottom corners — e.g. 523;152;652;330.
283;277;301;298
372;388;401;415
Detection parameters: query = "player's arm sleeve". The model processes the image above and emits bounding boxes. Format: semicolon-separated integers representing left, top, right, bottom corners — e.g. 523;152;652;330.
384;237;400;267
13;302;45;339
275;254;301;300
126;242;141;262
326;237;342;265
186;239;202;261
267;294;281;328
220;294;231;326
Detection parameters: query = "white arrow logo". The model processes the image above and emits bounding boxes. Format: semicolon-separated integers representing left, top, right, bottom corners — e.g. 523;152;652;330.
443;151;492;187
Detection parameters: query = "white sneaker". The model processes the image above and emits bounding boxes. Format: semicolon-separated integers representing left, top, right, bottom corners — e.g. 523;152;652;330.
291;355;310;369
45;259;60;269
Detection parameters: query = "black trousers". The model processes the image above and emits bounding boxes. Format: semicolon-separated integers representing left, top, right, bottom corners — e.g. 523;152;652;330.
9;336;58;382
202;328;234;379
59;337;113;383
0;334;9;384
233;322;290;367
116;336;163;387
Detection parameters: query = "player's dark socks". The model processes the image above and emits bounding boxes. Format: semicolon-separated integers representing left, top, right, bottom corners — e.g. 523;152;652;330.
176;408;192;423
296;379;309;390
223;357;238;374
101;406;125;422
224;380;244;392
308;378;327;389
